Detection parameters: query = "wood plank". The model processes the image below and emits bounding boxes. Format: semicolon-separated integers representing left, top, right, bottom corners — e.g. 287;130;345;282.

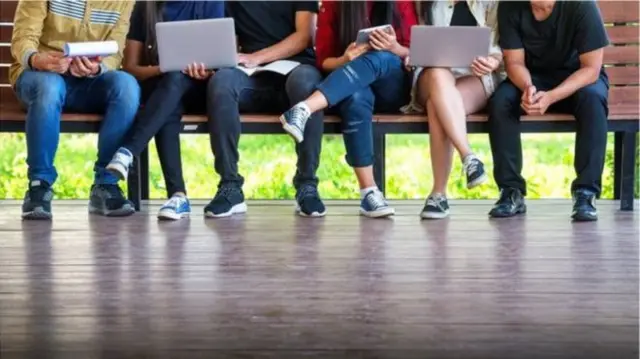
0;24;11;44
0;1;17;22
0;65;8;84
607;26;640;45
604;46;639;65
0;44;11;67
606;66;640;85
599;0;640;23
609;86;640;106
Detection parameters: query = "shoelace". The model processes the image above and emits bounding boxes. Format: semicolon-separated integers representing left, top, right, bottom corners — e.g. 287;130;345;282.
426;195;444;209
298;185;318;201
29;185;51;202
496;188;516;205
573;192;592;207
289;106;309;129
165;196;185;209
464;158;478;175
214;186;236;201
367;191;387;209
99;184;125;199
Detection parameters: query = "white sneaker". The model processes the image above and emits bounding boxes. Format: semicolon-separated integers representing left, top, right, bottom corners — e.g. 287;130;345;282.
106;148;133;181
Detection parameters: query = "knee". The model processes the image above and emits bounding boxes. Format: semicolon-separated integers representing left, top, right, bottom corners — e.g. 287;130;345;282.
285;65;322;99
18;72;66;108
207;68;241;99
423;68;451;92
102;71;140;114
161;71;192;89
339;89;375;114
363;50;399;66
488;80;521;116
574;84;607;109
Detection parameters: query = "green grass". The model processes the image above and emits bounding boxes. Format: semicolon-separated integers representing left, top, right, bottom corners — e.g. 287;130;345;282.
0;133;637;200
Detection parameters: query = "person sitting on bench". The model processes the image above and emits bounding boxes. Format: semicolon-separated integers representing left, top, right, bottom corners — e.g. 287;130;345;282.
10;0;138;220
410;0;502;220
488;0;609;222
279;0;418;218
106;1;225;221
205;1;325;218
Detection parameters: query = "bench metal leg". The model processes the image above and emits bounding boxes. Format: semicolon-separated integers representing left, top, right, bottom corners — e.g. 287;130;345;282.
140;147;150;201
613;132;623;200
373;129;386;194
127;155;142;211
619;131;636;211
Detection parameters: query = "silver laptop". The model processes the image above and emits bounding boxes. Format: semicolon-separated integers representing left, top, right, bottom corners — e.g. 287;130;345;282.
409;26;491;67
156;18;237;72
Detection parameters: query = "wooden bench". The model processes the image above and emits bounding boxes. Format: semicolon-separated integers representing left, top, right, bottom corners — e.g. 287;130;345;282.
1;0;638;211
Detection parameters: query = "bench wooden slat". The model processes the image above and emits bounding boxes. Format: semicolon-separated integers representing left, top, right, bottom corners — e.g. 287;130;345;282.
606;26;640;45
0;1;16;23
0;25;11;43
604;45;639;64
606;66;639;85
599;0;640;23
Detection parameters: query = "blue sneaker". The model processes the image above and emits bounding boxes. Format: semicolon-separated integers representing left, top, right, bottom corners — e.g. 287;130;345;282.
158;195;191;220
280;103;311;143
360;190;395;218
572;189;598;222
106;147;134;181
22;180;54;220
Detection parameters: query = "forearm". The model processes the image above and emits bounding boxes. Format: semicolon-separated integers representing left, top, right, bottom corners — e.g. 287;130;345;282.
391;45;409;59
548;66;601;103
251;32;311;64
125;65;161;82
505;63;533;92
321;56;349;72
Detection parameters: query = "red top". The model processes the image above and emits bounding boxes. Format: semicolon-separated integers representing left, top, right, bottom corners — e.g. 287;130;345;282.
315;0;418;68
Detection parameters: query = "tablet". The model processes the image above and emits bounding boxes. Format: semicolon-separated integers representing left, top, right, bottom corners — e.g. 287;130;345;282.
156;18;237;72
409;26;491;68
355;24;393;45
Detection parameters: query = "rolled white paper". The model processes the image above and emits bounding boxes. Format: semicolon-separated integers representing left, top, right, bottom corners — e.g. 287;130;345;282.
63;41;118;57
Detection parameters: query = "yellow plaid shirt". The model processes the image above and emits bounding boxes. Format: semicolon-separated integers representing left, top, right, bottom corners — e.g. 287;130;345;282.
9;0;135;86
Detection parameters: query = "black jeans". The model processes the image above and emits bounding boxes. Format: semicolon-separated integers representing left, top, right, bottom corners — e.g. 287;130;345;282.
488;73;609;196
123;72;206;197
206;65;324;189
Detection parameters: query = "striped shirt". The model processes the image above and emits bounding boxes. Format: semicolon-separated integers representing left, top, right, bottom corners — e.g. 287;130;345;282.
9;0;135;86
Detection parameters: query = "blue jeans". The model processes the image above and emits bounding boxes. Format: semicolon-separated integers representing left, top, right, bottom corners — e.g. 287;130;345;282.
15;70;140;186
207;65;324;189
317;51;410;167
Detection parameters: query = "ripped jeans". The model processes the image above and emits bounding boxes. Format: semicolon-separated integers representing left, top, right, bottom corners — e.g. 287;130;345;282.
316;51;410;167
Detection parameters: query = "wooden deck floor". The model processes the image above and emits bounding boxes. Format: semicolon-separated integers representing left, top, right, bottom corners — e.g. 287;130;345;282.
0;200;638;359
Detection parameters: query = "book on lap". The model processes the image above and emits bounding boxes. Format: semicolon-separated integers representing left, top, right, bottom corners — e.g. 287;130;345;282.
236;60;300;76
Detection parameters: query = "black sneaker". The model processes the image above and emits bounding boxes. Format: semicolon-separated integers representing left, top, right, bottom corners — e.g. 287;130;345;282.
572;189;598;222
420;194;450;219
489;188;526;218
463;154;488;189
89;184;135;217
204;185;247;218
22;180;53;220
295;185;326;217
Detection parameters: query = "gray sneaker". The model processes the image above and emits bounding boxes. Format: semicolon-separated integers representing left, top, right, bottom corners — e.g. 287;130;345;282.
89;184;135;217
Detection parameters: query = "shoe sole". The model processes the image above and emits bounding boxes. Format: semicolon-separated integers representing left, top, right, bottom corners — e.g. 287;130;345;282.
22;208;52;221
158;210;191;221
571;212;598;222
489;204;527;218
280;116;304;143
205;202;248;218
89;204;136;217
420;210;450;220
360;207;395;218
106;163;127;181
467;172;489;189
295;206;327;218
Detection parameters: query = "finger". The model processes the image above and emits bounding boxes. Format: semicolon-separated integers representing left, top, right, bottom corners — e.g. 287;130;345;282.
369;37;386;50
75;58;91;75
198;63;207;78
532;92;545;103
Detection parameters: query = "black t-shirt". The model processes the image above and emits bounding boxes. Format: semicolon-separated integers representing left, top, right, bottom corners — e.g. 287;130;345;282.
498;1;609;76
450;2;478;27
127;2;147;43
225;1;318;65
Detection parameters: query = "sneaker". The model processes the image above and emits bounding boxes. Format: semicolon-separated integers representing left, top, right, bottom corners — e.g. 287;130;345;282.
204;185;247;218
295;185;326;217
158;195;191;220
360;190;395;218
89;184;135;217
106;148;134;181
572;189;598;222
22;180;53;220
463;154;488;189
420;194;450;219
489;187;526;218
280;103;311;143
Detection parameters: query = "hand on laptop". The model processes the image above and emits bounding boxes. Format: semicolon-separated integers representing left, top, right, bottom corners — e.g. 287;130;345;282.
238;53;262;68
69;56;102;77
183;62;213;80
369;27;400;55
343;43;370;62
471;56;499;77
31;52;72;74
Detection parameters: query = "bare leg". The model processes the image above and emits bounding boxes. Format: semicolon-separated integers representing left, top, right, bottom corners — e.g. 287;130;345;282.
303;91;329;113
427;99;453;196
423;69;487;159
353;166;377;190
